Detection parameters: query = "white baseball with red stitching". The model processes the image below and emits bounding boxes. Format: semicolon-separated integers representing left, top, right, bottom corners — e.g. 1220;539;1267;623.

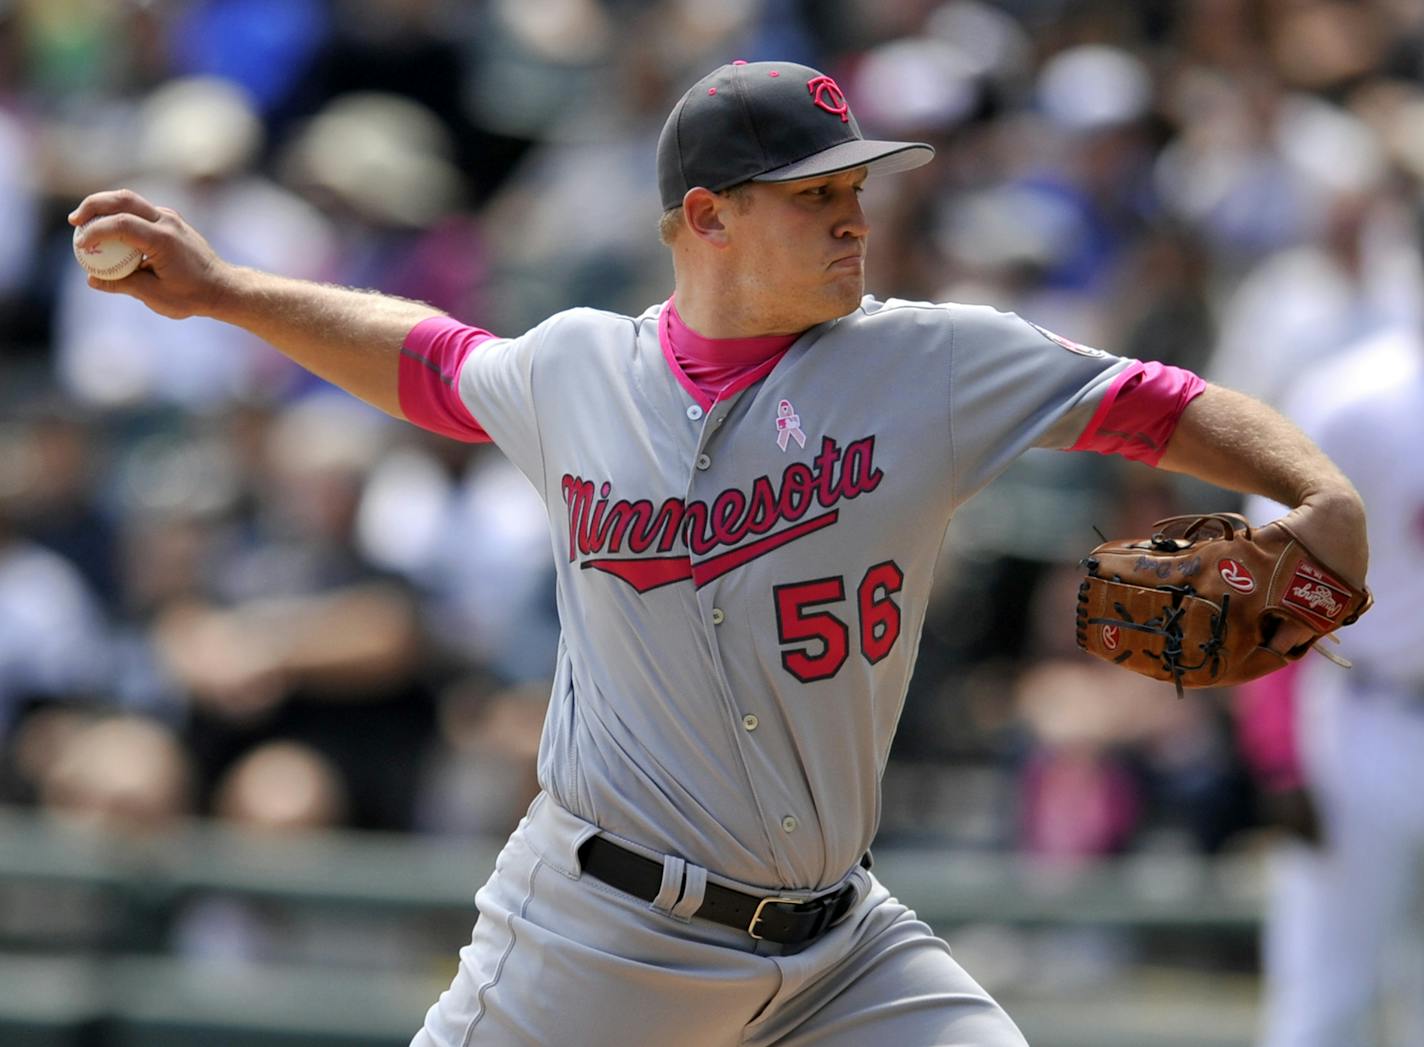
72;221;142;281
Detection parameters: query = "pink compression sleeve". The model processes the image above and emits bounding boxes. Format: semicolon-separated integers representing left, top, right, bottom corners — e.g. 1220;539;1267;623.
398;315;496;443
1069;362;1207;466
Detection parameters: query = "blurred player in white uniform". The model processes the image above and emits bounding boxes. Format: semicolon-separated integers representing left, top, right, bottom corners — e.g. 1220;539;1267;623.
1248;328;1424;1047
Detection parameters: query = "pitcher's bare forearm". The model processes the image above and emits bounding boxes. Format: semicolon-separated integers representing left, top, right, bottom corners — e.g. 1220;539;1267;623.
1158;382;1368;585
209;267;441;416
1158;383;1358;507
70;188;442;418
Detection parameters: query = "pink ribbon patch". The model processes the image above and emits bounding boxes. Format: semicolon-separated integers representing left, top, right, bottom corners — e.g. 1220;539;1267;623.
776;399;807;451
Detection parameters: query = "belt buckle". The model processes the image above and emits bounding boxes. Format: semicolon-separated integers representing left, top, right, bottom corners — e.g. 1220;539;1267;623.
747;896;800;940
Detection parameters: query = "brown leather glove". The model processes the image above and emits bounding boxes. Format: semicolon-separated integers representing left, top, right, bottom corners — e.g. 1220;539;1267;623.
1077;513;1372;697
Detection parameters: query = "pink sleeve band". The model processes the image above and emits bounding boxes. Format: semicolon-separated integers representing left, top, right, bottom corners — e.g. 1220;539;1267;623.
1069;361;1207;466
398;315;496;443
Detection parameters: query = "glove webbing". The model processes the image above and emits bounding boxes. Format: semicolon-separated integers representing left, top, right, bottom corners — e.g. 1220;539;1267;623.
1084;583;1229;698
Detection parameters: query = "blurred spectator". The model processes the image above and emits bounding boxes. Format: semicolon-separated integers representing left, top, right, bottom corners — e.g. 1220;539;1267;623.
465;0;616;141
0;389;447;833
1207;158;1420;405
0;398;119;604
54;76;335;409
153;579;433;831
1014;45;1160;338
1111;223;1216;375
213;393;394;601
36;712;193;833
165;0;330;119
1014;656;1249;864
414;677;547;838
1156;71;1323;267
278;90;487;323
212;740;350;830
172;738;423;970
356;436;559;683
0;102;39;306
474;46;675;332
143;395;434;831
288;0;528;198
1015;663;1144;863
18;0;137;98
0;500;109;745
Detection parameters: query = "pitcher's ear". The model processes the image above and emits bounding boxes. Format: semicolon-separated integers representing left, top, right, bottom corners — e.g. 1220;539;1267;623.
683;187;731;247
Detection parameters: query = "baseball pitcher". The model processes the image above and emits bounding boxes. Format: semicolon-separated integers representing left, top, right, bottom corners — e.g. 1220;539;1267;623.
71;61;1369;1046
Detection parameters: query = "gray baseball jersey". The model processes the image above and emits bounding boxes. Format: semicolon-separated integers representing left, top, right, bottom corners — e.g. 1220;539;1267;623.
445;295;1126;891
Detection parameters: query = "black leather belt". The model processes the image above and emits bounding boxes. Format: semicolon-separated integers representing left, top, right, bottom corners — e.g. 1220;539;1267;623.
577;835;864;945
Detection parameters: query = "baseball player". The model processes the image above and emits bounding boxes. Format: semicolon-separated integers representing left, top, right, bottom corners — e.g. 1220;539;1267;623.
1243;328;1424;1047
71;61;1368;1046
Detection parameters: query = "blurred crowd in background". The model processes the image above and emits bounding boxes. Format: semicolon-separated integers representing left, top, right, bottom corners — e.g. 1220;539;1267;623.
1;0;1422;891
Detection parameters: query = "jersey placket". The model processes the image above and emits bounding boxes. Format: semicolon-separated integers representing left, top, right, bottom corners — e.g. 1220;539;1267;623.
684;390;806;887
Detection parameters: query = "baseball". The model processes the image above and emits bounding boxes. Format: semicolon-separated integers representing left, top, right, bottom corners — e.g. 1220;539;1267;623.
72;221;142;281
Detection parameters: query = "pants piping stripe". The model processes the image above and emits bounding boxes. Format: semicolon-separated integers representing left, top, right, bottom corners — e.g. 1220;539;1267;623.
461;857;544;1046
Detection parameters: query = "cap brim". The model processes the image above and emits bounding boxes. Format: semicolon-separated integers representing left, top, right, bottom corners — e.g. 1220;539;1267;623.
751;139;935;184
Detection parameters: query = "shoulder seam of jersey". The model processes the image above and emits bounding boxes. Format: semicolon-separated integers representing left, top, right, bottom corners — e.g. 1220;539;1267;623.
561;304;643;323
869;298;963;316
527;313;558;495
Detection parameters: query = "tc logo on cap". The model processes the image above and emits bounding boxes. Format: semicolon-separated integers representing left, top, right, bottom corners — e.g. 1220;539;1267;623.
807;75;849;123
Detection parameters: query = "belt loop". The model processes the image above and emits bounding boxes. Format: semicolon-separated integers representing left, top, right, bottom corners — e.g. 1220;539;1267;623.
669;863;707;922
650;855;685;914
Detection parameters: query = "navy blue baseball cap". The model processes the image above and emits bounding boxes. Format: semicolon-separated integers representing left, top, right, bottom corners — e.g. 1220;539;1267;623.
657;60;935;211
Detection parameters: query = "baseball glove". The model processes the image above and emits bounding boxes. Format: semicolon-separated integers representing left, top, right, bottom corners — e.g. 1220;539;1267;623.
1076;513;1372;697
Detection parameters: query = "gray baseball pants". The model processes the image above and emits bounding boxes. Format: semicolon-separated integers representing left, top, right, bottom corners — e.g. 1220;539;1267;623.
412;792;1027;1046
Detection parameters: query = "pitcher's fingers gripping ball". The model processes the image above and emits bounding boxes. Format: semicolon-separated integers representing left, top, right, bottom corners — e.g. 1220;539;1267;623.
73;220;143;281
1077;512;1372;697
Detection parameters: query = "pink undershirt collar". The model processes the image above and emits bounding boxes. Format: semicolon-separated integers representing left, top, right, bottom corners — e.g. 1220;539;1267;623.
658;296;801;410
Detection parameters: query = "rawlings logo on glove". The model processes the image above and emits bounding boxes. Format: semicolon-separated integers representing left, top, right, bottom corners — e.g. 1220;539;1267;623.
1076;513;1371;697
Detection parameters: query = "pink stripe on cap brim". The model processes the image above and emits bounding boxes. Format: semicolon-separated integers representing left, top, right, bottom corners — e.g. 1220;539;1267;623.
751;139;934;183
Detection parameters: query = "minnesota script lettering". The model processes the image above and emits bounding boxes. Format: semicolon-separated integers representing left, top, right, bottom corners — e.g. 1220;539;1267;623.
560;435;881;591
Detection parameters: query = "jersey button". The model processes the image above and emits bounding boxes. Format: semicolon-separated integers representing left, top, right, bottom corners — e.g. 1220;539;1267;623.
711;607;725;625
742;713;758;731
696;454;711;470
781;815;798;833
686;405;704;421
